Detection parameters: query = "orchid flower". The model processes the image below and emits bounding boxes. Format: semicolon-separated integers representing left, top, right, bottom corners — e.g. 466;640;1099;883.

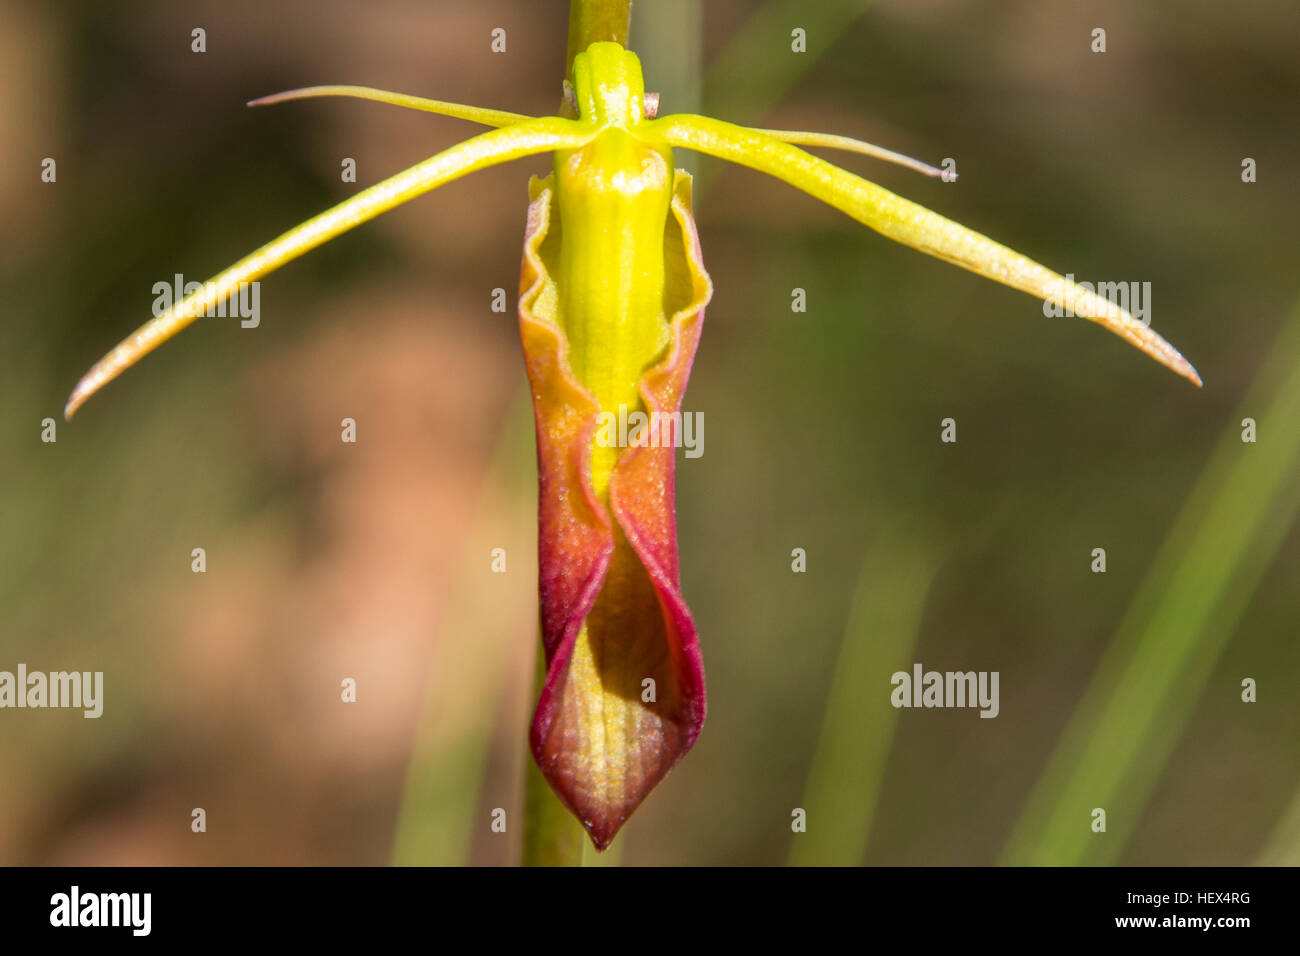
64;39;1200;852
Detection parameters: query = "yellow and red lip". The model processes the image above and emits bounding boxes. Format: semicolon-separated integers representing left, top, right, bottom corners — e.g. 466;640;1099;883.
520;169;711;849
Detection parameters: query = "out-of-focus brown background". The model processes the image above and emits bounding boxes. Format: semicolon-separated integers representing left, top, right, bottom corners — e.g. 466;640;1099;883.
1;0;1297;865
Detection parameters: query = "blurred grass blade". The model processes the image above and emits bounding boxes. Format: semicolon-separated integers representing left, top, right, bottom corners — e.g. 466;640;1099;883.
789;531;936;865
1001;296;1300;866
390;392;537;865
703;0;875;124
698;0;874;193
1257;781;1300;865
631;0;703;178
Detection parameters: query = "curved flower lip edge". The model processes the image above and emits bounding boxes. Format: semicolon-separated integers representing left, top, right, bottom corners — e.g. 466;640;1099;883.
609;167;712;739
519;170;712;849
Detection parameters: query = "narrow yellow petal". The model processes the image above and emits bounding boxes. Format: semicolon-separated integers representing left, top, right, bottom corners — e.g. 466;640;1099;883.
653;114;1201;386
247;85;534;128
749;127;949;179
66;116;591;418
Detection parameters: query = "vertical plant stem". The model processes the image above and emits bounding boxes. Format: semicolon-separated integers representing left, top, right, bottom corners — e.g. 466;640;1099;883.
517;0;635;870
522;645;585;865
566;0;632;81
542;7;683;870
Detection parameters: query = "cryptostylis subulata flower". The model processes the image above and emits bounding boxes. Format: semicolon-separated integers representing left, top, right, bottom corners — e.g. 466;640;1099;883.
64;38;1200;851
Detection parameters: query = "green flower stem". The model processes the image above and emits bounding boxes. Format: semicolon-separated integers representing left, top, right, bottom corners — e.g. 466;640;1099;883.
516;0;635;870
522;646;585;865
566;0;632;82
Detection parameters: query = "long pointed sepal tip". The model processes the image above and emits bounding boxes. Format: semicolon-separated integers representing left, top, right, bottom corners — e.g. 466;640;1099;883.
655;116;1201;387
243;86;534;128
64;373;98;420
1130;326;1202;387
61;116;588;421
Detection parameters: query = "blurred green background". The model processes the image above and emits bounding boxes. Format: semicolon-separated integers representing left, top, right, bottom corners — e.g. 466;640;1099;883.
1;0;1297;865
